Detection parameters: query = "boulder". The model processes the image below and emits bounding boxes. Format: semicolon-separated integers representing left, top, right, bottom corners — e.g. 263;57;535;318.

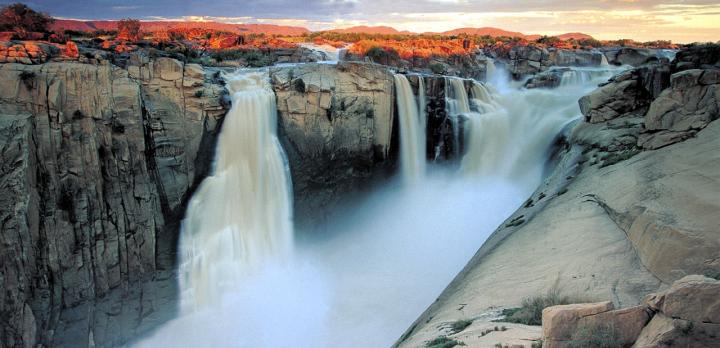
507;45;550;77
640;69;719;149
542;302;651;348
579;70;650;123
605;47;659;66
547;49;604;67
542;301;614;341
671;44;720;72
645;275;720;324
524;68;564;89
632;313;720;348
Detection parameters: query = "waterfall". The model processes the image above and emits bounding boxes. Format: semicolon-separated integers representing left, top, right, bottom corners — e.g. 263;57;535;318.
394;74;426;183
560;68;615;87
136;63;623;348
559;70;593;86
600;53;610;66
178;70;293;312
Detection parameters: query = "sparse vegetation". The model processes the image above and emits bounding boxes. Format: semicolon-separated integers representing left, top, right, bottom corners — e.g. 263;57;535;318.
505;215;525;228
531;340;543;348
496;285;577;325
450;319;472;334
210;49;273;67
429;62;446;74
117;18;141;41
426;336;464;348
479;325;508;337
704;270;720;280
194;90;204;98
567;324;620;348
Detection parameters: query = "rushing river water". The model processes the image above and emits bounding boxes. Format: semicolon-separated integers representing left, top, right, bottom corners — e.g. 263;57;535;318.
134;63;618;348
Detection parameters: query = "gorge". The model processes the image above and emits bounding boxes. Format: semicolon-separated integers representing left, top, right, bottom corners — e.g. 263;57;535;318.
1;14;719;347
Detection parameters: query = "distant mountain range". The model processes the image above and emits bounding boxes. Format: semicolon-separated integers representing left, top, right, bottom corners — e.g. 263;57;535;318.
51;20;594;40
51;20;311;36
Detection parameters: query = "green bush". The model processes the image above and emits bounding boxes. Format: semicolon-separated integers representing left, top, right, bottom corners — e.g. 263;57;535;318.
450;319;472;334
429;62;446;75
567;325;620;348
427;336;464;348
497;286;576;326
210;49;272;67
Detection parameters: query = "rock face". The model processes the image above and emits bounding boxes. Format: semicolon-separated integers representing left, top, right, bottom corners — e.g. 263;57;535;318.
640;69;719;149
492;47;605;79
0;57;226;348
269;62;395;229
604;47;662;66
579;68;652;123
396;46;720;348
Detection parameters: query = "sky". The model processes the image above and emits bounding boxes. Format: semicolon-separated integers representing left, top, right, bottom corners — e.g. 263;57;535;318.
11;0;720;43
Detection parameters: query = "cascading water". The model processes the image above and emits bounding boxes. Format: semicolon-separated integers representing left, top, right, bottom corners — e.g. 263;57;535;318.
178;70;294;311
136;63;622;348
600;52;610;66
559;68;612;87
394;74;426;183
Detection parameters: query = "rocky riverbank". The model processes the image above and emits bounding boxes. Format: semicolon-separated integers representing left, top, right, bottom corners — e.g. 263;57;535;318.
395;44;719;348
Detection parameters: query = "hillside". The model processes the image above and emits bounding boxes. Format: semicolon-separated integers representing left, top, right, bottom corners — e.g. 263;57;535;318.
51;19;310;36
328;25;413;35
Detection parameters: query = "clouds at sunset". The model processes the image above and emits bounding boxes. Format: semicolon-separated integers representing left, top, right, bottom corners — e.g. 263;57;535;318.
13;0;720;42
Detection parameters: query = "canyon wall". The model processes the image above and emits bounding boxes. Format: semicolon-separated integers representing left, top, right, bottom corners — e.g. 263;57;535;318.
0;55;401;347
0;57;226;347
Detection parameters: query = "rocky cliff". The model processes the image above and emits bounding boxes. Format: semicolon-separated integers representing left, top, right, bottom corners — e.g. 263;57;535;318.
269;62;396;229
0;51;402;347
0;55;227;347
396;45;719;348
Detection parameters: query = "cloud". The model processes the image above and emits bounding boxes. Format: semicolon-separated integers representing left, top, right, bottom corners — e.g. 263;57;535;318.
22;0;720;42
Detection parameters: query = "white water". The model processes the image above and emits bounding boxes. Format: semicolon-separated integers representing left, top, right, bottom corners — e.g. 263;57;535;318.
300;43;349;63
559;68;612;87
135;65;619;348
600;52;610;66
394;74;427;183
178;70;294;311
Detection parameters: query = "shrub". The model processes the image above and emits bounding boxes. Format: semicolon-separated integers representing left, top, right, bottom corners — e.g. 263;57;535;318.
0;3;54;37
450;319;472;334
117;18;141;41
567;324;620;348
429;62;445;74
704;270;720;280
497;285;575;326
427;336;464;348
210;49;272;67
